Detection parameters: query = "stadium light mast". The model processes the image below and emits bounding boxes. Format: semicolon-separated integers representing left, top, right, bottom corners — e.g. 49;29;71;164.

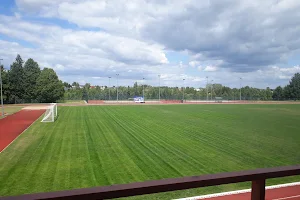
142;78;145;100
116;74;119;102
0;59;4;116
158;75;161;102
182;78;185;102
108;77;111;100
206;76;208;102
240;77;242;101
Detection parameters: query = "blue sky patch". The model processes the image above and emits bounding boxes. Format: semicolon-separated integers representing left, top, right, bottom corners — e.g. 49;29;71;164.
166;51;189;64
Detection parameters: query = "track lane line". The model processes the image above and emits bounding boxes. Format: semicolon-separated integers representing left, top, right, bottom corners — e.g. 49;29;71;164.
273;195;300;200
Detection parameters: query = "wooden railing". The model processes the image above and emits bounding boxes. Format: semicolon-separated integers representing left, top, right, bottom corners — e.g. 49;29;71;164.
2;165;300;200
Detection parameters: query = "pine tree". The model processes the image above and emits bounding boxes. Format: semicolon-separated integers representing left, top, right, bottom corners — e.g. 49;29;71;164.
23;58;41;102
9;54;24;103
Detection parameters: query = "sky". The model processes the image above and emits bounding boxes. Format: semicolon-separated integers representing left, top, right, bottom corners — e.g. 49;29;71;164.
0;0;300;88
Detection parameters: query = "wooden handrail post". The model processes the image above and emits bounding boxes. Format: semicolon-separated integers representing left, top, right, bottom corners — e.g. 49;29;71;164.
251;179;266;200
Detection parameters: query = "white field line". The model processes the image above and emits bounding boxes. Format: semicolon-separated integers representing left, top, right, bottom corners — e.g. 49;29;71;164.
273;195;300;200
0;111;45;154
174;182;300;200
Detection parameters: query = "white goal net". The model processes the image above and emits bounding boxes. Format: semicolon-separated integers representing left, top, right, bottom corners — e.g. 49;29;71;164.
41;103;58;122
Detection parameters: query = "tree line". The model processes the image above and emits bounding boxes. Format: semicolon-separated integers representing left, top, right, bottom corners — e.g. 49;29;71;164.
64;73;300;101
1;55;64;103
1;54;299;103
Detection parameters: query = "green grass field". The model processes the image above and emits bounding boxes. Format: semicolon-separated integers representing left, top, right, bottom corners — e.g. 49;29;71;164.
0;104;300;199
57;100;85;104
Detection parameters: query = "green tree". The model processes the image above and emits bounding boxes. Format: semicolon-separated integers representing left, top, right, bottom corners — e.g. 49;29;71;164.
283;85;291;100
287;73;300;100
84;83;91;90
23;58;41;102
9;54;24;103
212;84;223;96
266;87;273;100
1;65;11;103
133;82;138;96
82;86;89;101
273;86;283;100
72;82;80;89
36;68;64;103
63;82;71;89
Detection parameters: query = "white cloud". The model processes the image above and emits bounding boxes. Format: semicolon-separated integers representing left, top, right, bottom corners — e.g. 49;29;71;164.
279;66;300;73
14;12;22;19
14;1;300;72
204;66;218;72
0;0;298;88
0;15;168;67
279;75;290;80
189;61;200;68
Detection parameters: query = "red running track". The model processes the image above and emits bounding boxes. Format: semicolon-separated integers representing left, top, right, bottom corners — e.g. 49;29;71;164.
200;185;300;200
0;109;45;152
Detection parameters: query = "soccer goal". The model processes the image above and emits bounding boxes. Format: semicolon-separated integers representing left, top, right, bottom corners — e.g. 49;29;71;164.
41;103;58;122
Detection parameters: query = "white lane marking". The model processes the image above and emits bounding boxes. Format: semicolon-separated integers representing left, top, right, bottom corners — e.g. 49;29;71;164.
273;195;300;200
174;182;300;200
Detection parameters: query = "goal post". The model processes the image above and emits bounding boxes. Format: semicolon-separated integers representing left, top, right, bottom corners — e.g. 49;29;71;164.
41;103;57;122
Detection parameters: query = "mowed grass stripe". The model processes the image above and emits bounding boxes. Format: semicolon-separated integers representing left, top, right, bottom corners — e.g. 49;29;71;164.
52;107;73;190
156;105;295;168
92;108;148;184
104;107;180;179
118;106;248;173
31;107;69;193
107;108;186;177
112;107;211;175
0;104;299;199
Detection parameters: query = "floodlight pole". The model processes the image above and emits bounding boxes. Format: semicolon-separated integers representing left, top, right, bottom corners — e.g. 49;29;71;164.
182;79;185;102
158;75;161;102
142;78;145;100
0;59;4;117
116;74;119;102
240;77;242;101
108;77;111;100
206;76;208;102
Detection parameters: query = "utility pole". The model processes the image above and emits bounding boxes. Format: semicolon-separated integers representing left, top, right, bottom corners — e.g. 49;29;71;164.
158;75;161;102
211;80;213;101
0;59;4;116
108;77;111;100
240;77;242;101
182;79;185;102
116;74;119;102
142;78;145;101
206;76;208;102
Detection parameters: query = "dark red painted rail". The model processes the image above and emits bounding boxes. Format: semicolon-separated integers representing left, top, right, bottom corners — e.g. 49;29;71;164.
2;165;300;200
